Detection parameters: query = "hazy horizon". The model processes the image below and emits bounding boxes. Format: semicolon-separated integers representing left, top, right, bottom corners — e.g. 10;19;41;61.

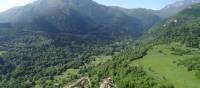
94;0;181;10
0;0;181;12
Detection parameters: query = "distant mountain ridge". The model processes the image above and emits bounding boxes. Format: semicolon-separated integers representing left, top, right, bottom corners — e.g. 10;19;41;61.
0;1;161;87
1;0;200;22
0;0;160;39
1;0;200;88
163;0;200;9
158;0;200;18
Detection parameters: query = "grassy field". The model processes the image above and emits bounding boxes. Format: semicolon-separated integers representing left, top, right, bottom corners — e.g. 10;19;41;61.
132;44;200;88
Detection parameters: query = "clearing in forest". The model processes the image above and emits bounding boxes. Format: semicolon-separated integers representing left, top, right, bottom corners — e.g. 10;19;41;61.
132;44;200;88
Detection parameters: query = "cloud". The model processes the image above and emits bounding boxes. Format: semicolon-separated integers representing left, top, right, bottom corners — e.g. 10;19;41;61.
0;0;36;12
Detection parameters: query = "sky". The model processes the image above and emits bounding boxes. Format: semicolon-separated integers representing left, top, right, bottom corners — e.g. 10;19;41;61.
93;0;181;10
0;0;36;12
0;0;181;12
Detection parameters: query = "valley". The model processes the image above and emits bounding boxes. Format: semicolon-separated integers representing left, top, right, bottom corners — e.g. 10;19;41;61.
0;0;200;88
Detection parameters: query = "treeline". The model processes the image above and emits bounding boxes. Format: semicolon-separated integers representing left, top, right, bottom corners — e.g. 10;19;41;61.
0;26;127;88
149;4;200;48
84;44;173;88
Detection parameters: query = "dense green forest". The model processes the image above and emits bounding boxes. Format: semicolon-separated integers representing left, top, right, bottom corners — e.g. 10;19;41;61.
85;4;200;88
0;26;126;87
0;0;200;88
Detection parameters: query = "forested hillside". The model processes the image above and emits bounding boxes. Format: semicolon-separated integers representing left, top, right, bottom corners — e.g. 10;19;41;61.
0;0;160;88
80;3;200;88
0;0;200;88
149;4;200;47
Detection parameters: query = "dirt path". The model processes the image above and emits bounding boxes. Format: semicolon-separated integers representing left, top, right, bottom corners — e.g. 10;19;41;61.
64;77;117;88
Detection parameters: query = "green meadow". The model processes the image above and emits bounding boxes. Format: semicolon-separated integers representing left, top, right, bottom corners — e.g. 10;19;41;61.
132;44;200;88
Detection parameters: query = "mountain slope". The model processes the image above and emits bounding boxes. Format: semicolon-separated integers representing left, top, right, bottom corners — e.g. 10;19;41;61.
119;8;160;30
0;0;160;38
84;11;200;86
157;0;200;18
0;0;199;88
133;44;200;88
86;3;200;88
0;0;161;88
149;4;200;47
134;4;200;87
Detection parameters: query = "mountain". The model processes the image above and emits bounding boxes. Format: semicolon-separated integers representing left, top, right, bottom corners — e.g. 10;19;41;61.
2;0;200;88
0;0;161;46
0;0;161;88
157;0;200;18
89;4;200;88
149;4;200;46
114;8;160;31
128;4;200;88
0;0;160;38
